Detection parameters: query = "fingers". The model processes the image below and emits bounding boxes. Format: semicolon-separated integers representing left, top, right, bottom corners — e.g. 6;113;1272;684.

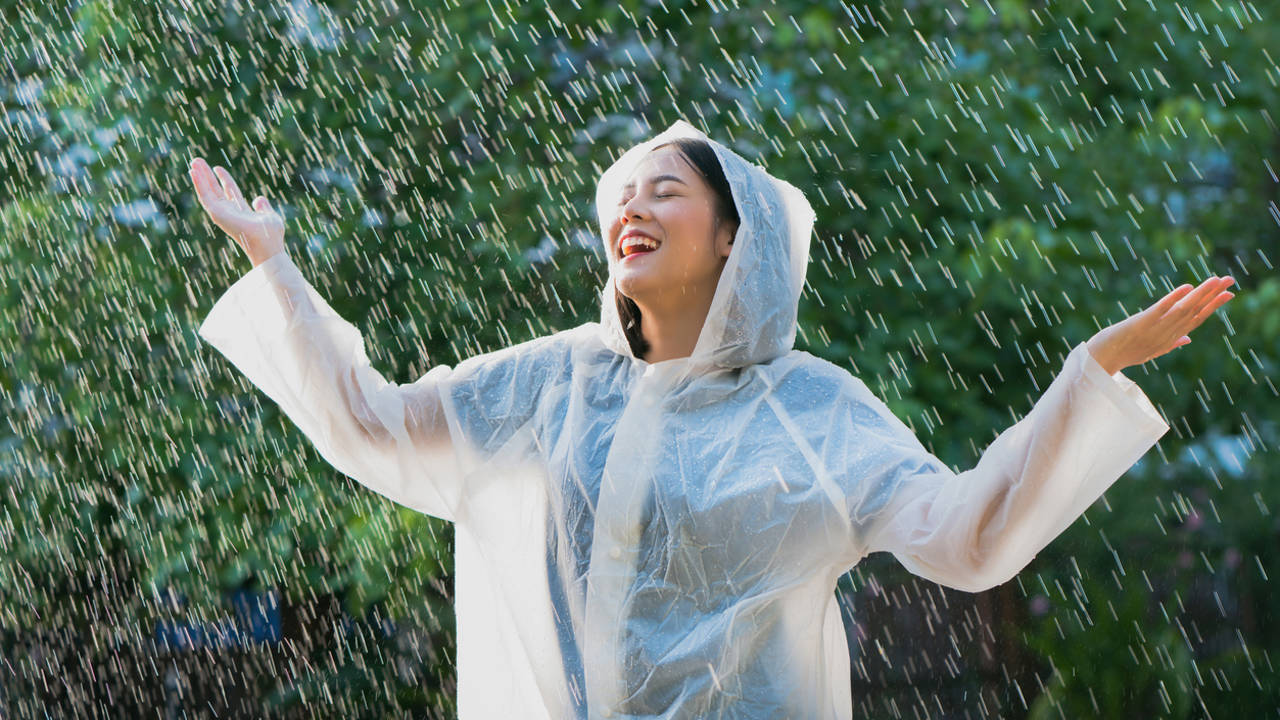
1189;283;1235;325
1166;276;1235;336
213;166;250;210
1172;276;1230;317
189;157;224;206
1151;283;1195;316
188;157;253;213
1179;276;1233;316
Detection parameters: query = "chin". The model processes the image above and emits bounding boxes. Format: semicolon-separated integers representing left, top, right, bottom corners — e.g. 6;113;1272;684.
614;273;657;306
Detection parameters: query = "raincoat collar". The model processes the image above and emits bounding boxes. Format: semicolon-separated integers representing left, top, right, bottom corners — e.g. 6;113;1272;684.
594;119;817;374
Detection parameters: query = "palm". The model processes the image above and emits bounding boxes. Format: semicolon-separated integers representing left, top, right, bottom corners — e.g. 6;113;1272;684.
1086;276;1236;375
189;157;285;266
208;194;256;227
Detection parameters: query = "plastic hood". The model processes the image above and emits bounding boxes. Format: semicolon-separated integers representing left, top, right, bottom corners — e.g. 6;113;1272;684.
593;119;817;370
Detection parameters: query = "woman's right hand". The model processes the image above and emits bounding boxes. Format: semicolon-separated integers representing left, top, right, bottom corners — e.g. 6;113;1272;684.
190;157;286;267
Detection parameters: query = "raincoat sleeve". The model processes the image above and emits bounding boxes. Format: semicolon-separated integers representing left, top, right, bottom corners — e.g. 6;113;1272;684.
851;341;1170;592
196;252;557;523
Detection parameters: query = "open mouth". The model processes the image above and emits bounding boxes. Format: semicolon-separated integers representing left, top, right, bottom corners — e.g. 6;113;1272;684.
620;234;661;259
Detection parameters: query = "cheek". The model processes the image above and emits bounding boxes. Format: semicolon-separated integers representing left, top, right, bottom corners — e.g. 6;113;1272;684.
605;219;623;252
661;207;714;252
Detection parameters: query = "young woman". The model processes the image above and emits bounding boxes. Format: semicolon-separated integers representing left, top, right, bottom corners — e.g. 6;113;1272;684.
191;120;1234;718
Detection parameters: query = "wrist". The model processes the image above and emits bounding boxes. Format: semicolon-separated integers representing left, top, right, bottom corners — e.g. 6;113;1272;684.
251;251;286;268
1085;336;1123;376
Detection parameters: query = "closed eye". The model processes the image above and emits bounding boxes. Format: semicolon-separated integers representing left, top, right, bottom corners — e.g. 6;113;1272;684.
616;192;676;204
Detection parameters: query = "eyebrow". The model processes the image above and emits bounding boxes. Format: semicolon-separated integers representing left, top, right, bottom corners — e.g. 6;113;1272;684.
621;174;688;191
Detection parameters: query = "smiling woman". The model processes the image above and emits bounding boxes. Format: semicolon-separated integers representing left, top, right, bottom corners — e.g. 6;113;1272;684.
611;138;741;362
192;119;1234;718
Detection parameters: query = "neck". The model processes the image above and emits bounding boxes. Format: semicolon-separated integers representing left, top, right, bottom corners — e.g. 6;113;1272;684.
636;291;716;363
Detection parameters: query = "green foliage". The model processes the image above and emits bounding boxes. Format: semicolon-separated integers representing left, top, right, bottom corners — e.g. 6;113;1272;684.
1024;545;1197;718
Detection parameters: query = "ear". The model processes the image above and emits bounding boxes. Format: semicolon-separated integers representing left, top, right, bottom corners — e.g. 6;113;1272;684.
716;221;737;259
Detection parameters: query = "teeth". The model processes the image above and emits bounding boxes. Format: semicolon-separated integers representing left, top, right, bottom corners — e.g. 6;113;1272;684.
621;235;660;256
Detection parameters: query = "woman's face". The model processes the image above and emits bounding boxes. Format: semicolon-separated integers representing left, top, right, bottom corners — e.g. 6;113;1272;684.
607;144;736;310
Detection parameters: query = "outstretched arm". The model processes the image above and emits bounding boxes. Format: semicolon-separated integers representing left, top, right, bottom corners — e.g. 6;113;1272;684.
860;276;1235;592
191;158;462;520
197;254;463;519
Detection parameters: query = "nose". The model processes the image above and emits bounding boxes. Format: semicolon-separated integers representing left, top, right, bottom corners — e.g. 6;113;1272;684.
617;192;647;224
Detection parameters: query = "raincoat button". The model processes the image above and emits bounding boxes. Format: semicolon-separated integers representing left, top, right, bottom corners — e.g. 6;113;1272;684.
609;546;622;559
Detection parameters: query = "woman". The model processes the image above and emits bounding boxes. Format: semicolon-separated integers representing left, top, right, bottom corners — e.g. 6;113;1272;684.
191;120;1234;718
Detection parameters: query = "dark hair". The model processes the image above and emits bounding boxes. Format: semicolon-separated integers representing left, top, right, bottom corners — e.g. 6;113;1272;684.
616;137;740;360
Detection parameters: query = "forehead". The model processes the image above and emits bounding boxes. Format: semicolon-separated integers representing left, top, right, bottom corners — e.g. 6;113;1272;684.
621;145;694;189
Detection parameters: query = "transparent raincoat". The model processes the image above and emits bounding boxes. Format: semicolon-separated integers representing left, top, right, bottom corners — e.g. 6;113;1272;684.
198;120;1170;718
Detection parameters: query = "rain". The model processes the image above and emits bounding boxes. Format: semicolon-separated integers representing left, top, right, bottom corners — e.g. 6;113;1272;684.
1;0;1276;717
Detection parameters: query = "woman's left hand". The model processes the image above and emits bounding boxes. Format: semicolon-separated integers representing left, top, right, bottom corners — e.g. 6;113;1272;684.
1085;275;1236;375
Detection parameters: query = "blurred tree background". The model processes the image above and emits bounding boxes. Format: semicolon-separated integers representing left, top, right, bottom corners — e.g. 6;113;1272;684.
0;0;1275;716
